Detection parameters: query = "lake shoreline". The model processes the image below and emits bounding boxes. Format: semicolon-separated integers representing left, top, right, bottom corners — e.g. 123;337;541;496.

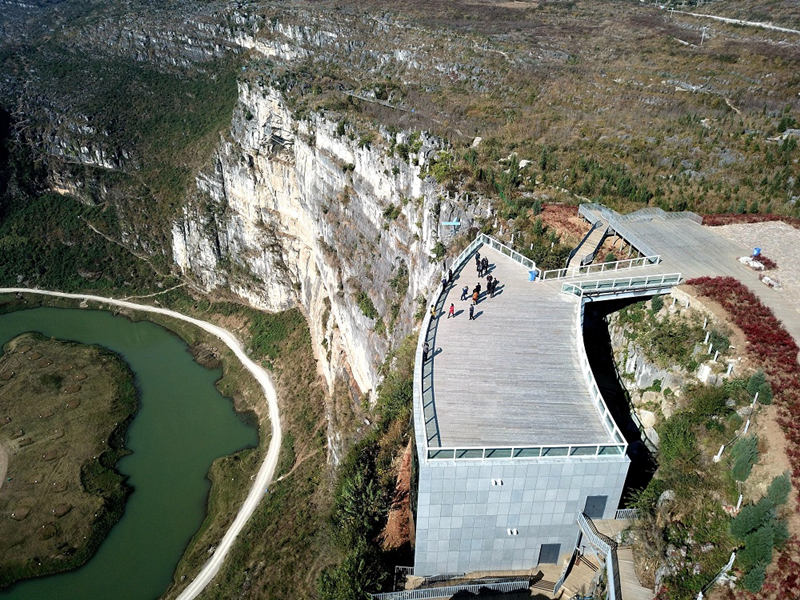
0;333;139;590
0;296;264;600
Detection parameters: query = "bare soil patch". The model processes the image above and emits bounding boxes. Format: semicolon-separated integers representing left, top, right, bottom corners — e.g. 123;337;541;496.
713;221;800;297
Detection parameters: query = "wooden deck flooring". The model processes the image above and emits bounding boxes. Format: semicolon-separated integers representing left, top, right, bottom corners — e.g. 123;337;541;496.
430;246;611;448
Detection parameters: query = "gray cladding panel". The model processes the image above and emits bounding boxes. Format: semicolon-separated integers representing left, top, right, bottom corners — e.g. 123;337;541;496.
414;456;629;575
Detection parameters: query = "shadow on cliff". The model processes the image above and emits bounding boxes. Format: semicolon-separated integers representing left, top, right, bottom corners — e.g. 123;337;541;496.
582;297;658;504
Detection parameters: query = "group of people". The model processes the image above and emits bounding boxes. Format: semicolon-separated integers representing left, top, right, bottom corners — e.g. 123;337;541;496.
434;250;501;322
425;249;504;361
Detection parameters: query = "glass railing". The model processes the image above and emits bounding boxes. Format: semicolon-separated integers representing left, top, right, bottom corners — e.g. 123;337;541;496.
427;443;626;461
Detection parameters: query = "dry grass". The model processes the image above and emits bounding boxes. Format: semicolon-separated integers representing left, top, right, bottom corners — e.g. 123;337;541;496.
0;332;136;588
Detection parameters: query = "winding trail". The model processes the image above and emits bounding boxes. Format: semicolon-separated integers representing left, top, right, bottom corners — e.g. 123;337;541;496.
0;288;281;600
673;9;800;35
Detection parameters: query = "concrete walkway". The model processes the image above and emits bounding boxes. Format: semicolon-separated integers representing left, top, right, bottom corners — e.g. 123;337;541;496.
617;548;654;600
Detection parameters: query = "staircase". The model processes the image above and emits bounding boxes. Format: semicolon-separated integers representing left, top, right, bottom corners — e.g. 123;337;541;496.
567;219;609;272
561;555;601;599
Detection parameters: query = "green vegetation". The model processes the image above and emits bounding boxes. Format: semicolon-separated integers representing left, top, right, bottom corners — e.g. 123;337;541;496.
319;336;416;599
0;333;138;588
355;290;379;320
747;370;774;405
633;378;765;599
620;300;708;369
508;213;573;270
248;309;307;363
0;191;166;293
730;474;792;592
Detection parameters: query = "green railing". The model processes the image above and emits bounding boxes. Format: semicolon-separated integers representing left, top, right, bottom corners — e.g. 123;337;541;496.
562;272;683;297
540;255;661;281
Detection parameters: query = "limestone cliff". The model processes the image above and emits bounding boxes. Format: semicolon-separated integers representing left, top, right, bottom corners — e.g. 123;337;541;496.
172;79;475;403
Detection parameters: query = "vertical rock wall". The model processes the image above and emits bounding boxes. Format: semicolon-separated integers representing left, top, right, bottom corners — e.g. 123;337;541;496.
172;80;474;399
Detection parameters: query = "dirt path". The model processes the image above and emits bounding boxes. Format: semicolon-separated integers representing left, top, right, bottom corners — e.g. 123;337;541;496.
0;288;281;600
0;442;7;492
674;9;800;35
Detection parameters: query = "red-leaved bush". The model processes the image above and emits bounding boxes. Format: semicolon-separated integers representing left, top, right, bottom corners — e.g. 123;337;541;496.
687;276;800;599
703;213;800;229
756;254;778;270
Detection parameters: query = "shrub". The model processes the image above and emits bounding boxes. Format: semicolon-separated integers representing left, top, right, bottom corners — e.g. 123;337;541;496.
738;526;774;572
741;563;767;593
650;294;664;313
355;291;379;320
731;498;774;539
770;518;790;548
657;413;697;475
689;385;728;421
747;371;767;397
767;473;791;507
709;329;730;353
757;381;773;405
430;241;446;261
731;435;759;482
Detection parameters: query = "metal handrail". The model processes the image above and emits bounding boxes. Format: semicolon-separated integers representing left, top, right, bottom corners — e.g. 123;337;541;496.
415;233;636;463
614;508;639;520
477;234;536;270
540;255;661;281
577;513;621;600
561;272;683;297
426;442;626;461
574;297;628;449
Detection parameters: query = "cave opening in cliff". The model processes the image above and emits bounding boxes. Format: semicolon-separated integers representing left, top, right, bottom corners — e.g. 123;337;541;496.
582;296;658;505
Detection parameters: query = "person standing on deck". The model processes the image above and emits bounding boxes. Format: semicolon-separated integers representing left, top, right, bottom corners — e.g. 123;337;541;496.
469;304;475;320
448;268;453;284
481;257;489;276
472;290;479;305
486;273;493;289
448;303;455;319
430;304;437;319
422;341;429;363
461;285;468;301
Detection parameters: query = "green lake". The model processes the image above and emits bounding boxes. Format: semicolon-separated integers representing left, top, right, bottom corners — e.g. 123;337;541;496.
0;307;259;599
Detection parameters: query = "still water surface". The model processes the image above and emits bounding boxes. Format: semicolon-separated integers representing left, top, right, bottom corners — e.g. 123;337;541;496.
0;307;258;599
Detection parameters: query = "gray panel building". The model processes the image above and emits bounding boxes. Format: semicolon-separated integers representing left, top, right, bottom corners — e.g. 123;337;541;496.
413;237;630;576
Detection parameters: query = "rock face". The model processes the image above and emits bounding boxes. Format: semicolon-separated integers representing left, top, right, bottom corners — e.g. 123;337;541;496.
2;3;486;459
172;80;473;398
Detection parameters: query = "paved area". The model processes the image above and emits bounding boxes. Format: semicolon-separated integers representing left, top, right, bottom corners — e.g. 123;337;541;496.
430;246;611;448
600;214;800;349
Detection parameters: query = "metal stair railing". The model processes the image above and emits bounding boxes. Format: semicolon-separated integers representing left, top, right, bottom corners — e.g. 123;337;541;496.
577;513;621;600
